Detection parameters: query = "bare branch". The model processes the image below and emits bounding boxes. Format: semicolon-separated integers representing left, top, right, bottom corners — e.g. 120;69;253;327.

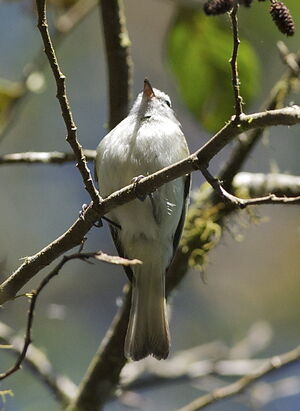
219;47;300;189
99;0;133;129
230;3;243;118
36;0;99;203
0;150;96;165
0;322;75;406
0;256;71;382
177;345;300;411
201;167;300;208
233;172;300;197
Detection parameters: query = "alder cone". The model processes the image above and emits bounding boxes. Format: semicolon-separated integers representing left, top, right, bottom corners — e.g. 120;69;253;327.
203;0;234;16
270;1;295;36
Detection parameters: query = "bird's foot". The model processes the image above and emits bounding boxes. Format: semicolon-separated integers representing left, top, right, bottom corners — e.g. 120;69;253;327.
79;203;103;228
131;175;147;201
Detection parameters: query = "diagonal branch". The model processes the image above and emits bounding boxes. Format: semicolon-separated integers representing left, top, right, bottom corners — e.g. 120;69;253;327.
177;345;300;411
201;167;300;207
0;105;300;305
36;0;99;203
232;172;300;197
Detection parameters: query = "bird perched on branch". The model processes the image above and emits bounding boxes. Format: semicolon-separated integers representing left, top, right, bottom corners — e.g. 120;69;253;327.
95;79;190;361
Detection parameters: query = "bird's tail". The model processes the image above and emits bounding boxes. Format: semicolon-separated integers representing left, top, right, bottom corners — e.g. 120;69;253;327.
125;265;170;361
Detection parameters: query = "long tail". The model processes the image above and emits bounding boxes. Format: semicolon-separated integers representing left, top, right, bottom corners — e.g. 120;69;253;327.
124;266;170;361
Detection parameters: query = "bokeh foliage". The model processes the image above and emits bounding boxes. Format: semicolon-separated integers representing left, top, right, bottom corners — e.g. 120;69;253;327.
167;7;260;132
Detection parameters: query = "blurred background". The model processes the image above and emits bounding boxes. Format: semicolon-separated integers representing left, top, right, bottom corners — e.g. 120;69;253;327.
0;0;299;410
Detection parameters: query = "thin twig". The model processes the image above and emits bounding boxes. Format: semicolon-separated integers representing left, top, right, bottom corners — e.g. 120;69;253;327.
0;251;139;383
0;257;70;382
177;345;300;411
201;167;300;207
1;105;300;305
229;3;243;118
219;48;300;188
36;0;99;203
0;322;76;405
99;0;133;129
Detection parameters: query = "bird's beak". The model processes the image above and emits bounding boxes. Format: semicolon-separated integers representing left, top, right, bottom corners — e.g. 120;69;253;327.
143;79;155;100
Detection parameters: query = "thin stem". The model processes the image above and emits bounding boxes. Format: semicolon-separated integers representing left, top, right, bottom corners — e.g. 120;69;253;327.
229;3;243;118
201;166;300;207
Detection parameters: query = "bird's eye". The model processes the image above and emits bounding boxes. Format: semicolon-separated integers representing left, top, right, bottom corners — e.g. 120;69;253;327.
164;99;171;108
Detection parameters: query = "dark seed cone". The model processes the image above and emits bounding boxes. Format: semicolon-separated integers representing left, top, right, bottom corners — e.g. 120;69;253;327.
270;1;295;36
203;0;234;16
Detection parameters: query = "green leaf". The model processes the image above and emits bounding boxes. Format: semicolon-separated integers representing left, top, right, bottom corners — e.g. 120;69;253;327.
167;9;260;132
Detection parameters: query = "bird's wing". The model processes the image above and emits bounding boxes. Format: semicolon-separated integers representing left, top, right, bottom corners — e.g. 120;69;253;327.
109;225;133;282
172;174;191;258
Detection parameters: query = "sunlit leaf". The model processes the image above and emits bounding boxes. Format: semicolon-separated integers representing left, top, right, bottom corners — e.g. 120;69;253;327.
167;8;260;132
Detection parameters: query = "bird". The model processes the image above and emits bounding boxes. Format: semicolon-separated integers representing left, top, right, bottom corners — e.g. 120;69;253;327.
95;79;190;361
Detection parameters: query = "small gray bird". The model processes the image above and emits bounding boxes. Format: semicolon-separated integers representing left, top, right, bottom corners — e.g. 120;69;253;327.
95;79;190;361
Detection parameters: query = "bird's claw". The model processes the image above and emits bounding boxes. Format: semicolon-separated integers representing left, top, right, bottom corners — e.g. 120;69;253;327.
131;175;148;201
79;203;103;227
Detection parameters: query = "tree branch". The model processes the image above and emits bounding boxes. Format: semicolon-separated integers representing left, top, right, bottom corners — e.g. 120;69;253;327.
230;3;243;118
233;172;300;197
177;345;300;411
0;105;300;305
36;0;99;203
201;167;300;208
219;46;300;189
99;0;133;129
0;150;96;165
